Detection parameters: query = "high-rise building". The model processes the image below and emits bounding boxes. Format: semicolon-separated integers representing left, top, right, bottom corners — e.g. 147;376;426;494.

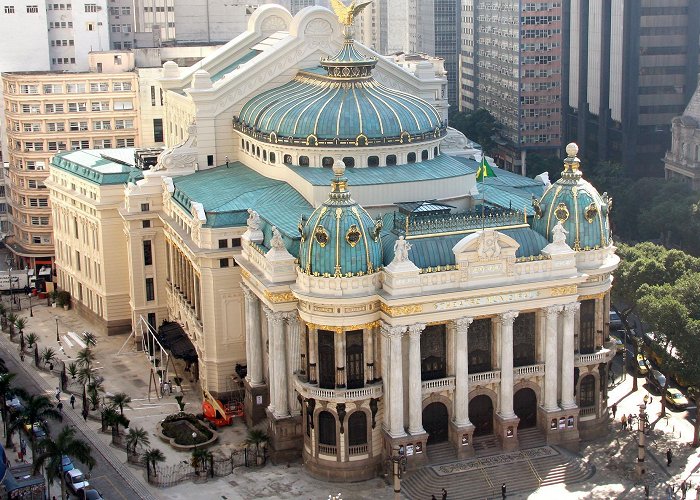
408;0;459;106
566;0;700;176
460;1;564;172
354;0;386;54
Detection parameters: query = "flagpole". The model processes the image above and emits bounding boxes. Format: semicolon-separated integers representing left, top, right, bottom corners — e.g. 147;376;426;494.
481;152;486;230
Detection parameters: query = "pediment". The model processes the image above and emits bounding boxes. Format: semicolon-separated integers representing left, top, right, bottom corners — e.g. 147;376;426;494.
452;230;519;281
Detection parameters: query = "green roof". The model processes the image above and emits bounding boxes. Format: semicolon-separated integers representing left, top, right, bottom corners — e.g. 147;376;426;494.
51;149;143;185
286;154;477;186
171;163;312;236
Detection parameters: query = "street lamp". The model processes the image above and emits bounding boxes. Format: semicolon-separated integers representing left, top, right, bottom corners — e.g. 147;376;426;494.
55;317;59;343
5;258;13;312
24;266;32;317
386;446;406;500
636;402;647;479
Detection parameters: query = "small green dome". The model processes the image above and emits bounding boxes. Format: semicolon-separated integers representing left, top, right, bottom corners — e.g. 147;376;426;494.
236;29;444;146
531;143;612;251
298;163;383;277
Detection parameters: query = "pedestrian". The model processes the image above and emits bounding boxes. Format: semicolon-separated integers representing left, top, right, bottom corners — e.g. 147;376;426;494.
621;414;627;431
611;403;617;419
442;488;447;500
82;409;88;422
644;484;649;498
55;387;60;401
681;481;687;499
667;448;673;466
20;438;25;457
695;484;700;499
168;380;173;395
431;496;437;500
502;482;507;499
57;401;63;414
628;413;634;430
70;394;75;409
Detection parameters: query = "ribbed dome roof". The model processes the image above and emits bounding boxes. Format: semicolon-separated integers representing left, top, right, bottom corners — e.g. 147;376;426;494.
235;28;444;146
298;163;383;277
531;143;612;251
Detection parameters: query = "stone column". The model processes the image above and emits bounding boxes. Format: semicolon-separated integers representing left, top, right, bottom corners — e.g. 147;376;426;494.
499;311;518;419
365;327;374;384
240;283;252;380
381;325;390;430
561;303;580;409
382;322;407;437
336;330;346;388
543;305;562;411
247;292;263;385
265;307;287;417
285;313;302;416
408;323;426;435
595;297;604;348
308;326;318;384
453;317;473;426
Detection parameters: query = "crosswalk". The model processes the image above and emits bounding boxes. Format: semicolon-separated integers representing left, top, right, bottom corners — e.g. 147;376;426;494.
62;331;86;349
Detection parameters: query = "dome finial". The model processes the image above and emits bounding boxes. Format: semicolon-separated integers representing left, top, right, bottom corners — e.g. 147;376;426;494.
566;142;578;158
330;160;350;196
331;0;372;27
561;142;582;181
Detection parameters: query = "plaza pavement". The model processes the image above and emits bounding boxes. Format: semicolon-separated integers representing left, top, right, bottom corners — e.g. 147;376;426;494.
5;285;700;498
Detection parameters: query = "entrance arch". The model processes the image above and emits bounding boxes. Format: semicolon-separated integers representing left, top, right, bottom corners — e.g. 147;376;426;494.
514;388;537;429
422;402;448;444
469;395;494;436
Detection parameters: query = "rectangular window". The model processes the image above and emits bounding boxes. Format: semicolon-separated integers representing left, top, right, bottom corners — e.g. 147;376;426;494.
43;84;63;94
153;118;163;142
93;120;111;130
66;83;85;93
218;239;228;249
20;85;38;94
219;258;229;268
68;102;87;112
115;119;133;129
232;238;241;247
89;82;108;92
112;81;131;91
145;278;154;301
94;139;111;149
113;100;132;110
91;101;109;111
70;140;90;150
69;121;88;131
47;141;66;151
22;104;41;114
116;138;135;148
26;5;38;13
4;6;14;13
141;203;149;212
143;240;152;266
24;123;41;132
84;3;97;12
142;220;151;228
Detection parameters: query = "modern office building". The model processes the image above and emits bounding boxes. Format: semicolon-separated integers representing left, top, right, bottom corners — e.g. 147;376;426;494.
354;0;386;54
460;1;564;172
50;5;616;481
566;0;700;176
665;83;700;189
408;0;459;106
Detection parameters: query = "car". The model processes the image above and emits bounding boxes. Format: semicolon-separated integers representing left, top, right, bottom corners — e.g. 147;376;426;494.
609;310;623;329
23;422;46;439
647;369;666;392
665;388;689;410
609;334;624;353
6;396;23;412
636;355;651;376
65;469;90;495
61;455;74;472
77;488;104;500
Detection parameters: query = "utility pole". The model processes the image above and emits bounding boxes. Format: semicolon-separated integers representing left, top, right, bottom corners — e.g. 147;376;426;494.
636;402;647;479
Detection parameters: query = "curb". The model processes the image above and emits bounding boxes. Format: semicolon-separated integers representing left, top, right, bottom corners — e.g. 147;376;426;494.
0;331;157;500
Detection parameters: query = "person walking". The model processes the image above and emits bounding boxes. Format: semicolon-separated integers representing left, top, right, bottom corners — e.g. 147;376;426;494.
431;496;437;500
501;482;507;499
667;448;673;466
441;488;447;500
57;401;63;414
681;480;687;499
55;387;60;401
621;414;627;431
70;394;75;409
82;408;88;422
611;403;617;419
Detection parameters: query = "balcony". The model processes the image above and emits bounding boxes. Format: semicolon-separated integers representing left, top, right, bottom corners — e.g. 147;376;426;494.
513;364;545;378
294;377;383;403
348;444;368;456
575;347;614;367
421;376;455;396
318;444;337;456
468;370;501;385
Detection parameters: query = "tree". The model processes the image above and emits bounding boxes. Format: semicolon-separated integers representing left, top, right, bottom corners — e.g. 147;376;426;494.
76;347;95;372
81;331;97;348
66;362;78;380
33;426;95;500
13;394;62;455
6;313;17;338
448;107;500;152
25;332;37;349
40;347;57;369
142;448;166;480
0;373;27;441
244;429;269;454
191;448;213;476
125;426;150;455
13;317;27;337
108;392;131;416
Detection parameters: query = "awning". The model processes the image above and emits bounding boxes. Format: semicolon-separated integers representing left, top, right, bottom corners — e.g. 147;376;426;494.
157;322;198;363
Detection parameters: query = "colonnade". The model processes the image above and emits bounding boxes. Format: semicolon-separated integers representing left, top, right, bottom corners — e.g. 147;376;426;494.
166;239;201;319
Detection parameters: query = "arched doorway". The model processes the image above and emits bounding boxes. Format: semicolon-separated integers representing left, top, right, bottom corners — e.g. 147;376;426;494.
469;395;494;436
514;388;537;429
422;402;448;444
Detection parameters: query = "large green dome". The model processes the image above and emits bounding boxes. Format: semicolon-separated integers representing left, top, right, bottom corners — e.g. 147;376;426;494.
531;143;612;251
235;30;444;147
298;163;383;277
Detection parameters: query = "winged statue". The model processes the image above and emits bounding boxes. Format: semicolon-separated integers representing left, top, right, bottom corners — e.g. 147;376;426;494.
331;0;372;26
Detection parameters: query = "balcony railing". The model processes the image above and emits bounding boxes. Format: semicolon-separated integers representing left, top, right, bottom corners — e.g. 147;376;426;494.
513;364;545;377
575;348;613;367
294;378;383;403
468;370;501;384
579;406;596;417
348;444;368;456
318;444;337;456
421;376;455;395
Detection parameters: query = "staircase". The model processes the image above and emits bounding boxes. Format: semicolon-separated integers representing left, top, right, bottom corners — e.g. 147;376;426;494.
518;427;547;449
472;435;499;456
426;441;458;464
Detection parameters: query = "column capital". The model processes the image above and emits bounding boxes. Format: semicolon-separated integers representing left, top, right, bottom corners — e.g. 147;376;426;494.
498;310;519;325
264;306;285;324
563;302;581;317
453;316;474;332
408;323;426;338
544;304;563;318
283;311;300;323
240;282;252;298
380;322;407;338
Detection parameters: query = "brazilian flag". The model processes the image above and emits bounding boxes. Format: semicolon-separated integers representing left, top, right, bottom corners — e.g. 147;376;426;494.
476;156;496;182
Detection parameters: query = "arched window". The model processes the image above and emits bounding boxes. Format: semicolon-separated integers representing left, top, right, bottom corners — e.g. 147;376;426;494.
421;149;428;161
318;411;336;446
322;157;334;168
270;152;276;163
348;412;367;447
386;154;397;166
342;157;355;168
368;156;379;167
256;146;261;158
262;150;267;162
299;156;309;167
283;154;292;165
407;152;416;163
434;146;438;157
579;375;595;407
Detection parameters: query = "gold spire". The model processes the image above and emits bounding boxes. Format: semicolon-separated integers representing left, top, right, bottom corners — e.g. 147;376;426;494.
331;0;372;26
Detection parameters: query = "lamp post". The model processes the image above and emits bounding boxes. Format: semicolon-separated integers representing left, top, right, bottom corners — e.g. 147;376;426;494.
622;327;627;382
386;446;406;500
55;317;59;343
636;402;647;479
5;258;13;312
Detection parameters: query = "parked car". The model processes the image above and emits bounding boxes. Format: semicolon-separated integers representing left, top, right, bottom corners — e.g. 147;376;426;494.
65;469;90;495
61;455;74;473
6;396;23;412
636;355;651;376
609;310;623;329
77;488;104;500
23;422;46;439
647;369;666;392
665;388;689;410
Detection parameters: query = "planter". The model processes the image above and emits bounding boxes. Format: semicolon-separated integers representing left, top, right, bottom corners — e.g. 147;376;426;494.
156;414;218;451
51;303;56;308
63;305;69;311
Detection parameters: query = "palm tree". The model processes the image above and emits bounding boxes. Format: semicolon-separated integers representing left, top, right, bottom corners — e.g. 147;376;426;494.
76;366;93;386
244;429;269;454
108;392;132;416
0;303;7;329
81;331;97;348
40;347;57;368
66;361;78;380
76;347;95;371
5;406;24;449
101;405;129;436
14;317;27;337
25;332;37;349
33;426;95;500
125;426;150;455
0;373;27;444
13;394;63;455
191;448;213;476
6;312;17;338
142;448;166;480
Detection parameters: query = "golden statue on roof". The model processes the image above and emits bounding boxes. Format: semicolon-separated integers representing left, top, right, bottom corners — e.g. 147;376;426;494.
331;0;372;26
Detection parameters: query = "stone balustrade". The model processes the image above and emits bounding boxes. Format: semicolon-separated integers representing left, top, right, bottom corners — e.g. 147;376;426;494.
294;377;383;403
421;376;455;395
468;370;501;384
513;364;545;377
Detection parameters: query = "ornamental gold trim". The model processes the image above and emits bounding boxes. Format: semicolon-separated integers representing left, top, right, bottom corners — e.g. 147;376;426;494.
315;225;330;247
241;269;251;280
578;292;605;301
584;202;598;223
345;224;362;247
550;285;578;297
305;320;380;334
554;202;570;223
263;290;296;303
380;303;424;317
